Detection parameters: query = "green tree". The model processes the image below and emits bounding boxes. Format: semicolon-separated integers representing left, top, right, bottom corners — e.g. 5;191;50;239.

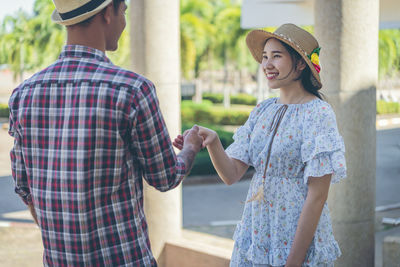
379;29;400;78
2;0;399;83
180;0;215;79
0;0;130;80
0;0;65;81
0;11;35;81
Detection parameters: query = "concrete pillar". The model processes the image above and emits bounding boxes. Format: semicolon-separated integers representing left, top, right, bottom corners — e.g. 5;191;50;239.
315;1;378;266
194;79;203;103
130;0;182;265
257;65;267;103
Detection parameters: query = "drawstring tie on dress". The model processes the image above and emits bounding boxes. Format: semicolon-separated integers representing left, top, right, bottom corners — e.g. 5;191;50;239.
247;104;288;203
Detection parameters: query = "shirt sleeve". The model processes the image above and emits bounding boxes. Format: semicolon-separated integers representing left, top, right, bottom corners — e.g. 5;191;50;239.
301;102;347;184
130;80;187;192
8;90;32;206
225;98;275;166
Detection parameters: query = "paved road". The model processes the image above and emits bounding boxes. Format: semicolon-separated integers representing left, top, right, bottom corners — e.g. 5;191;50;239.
376;128;400;206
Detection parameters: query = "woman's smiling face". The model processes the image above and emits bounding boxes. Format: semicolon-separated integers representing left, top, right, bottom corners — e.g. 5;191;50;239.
261;38;302;89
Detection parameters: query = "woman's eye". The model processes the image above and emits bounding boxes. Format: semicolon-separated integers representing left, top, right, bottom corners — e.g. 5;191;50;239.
274;55;281;58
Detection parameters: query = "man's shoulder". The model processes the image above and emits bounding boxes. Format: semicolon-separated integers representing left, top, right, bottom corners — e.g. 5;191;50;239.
106;64;154;89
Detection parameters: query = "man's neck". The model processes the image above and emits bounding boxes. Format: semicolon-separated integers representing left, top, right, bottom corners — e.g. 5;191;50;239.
66;25;106;52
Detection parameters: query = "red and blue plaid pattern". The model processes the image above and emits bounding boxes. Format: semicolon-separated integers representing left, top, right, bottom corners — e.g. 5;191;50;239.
8;45;187;266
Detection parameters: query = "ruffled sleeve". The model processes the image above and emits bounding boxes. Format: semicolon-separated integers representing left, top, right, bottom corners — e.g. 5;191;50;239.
226;98;274;166
301;102;347;184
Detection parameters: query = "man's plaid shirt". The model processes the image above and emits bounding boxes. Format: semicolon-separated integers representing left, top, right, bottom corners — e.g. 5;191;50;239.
8;45;187;266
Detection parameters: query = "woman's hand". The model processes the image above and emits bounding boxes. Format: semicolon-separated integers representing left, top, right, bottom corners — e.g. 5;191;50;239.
197;126;217;147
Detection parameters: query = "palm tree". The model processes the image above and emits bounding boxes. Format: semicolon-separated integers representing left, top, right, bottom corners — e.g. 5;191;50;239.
379;29;400;78
0;0;65;81
30;0;65;69
180;0;215;80
0;11;34;81
213;1;249;107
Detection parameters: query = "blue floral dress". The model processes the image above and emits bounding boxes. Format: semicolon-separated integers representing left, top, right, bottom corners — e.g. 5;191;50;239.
226;97;346;267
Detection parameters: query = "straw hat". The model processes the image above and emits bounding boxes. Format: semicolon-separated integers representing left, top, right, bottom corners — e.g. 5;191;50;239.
246;23;322;89
51;0;113;26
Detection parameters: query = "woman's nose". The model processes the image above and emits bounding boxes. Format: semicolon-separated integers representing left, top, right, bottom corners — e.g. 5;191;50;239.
262;58;272;69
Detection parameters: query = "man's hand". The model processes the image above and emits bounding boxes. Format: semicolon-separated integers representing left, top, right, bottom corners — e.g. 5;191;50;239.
175;125;203;176
182;125;203;153
173;134;185;150
28;203;39;226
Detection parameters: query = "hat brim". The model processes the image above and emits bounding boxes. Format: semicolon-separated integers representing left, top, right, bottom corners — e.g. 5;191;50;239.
51;0;113;26
246;29;322;89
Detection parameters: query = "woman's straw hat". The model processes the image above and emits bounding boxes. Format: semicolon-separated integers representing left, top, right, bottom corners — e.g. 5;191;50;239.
51;0;113;26
246;23;322;89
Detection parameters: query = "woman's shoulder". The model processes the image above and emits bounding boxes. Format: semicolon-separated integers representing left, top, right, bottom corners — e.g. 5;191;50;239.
302;98;339;131
304;98;336;117
244;97;277;123
253;97;277;111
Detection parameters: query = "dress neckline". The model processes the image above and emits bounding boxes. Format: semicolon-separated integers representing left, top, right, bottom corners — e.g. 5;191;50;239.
274;97;319;106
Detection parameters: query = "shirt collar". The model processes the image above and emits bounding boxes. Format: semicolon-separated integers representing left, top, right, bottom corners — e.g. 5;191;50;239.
59;45;111;63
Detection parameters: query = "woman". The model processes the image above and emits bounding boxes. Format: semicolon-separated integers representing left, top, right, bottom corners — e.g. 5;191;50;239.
174;24;346;267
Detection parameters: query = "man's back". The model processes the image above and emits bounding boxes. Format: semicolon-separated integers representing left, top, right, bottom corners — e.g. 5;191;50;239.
8;45;179;266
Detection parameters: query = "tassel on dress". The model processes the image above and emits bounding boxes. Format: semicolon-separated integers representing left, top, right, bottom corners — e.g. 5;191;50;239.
246;183;265;203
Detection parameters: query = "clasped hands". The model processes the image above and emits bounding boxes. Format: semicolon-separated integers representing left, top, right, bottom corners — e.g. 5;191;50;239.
173;125;217;152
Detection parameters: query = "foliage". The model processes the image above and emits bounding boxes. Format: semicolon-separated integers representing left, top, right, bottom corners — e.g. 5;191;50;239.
0;1;399;82
180;0;215;79
0;103;9;117
0;0;130;81
180;0;255;80
181;100;251;125
379;29;400;78
231;93;257;105
203;93;257;105
0;0;65;81
203;93;224;104
376;100;400;114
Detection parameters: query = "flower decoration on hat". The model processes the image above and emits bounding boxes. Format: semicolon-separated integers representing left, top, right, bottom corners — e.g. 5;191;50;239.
308;47;321;73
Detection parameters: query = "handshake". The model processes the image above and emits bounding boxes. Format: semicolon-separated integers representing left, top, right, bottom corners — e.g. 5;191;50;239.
173;125;218;153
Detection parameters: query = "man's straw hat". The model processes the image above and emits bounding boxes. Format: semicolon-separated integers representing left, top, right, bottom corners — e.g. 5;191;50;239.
246;23;322;89
51;0;113;26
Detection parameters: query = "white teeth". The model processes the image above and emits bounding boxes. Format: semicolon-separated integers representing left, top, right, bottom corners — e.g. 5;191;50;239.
267;73;278;78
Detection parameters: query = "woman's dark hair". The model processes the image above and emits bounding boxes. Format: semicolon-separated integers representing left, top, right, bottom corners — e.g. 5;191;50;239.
280;41;323;100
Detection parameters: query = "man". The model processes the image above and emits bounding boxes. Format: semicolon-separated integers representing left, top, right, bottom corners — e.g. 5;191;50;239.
8;0;202;266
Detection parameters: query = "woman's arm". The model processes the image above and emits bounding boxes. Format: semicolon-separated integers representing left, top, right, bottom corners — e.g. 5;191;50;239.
285;174;332;267
173;126;249;185
200;127;249;185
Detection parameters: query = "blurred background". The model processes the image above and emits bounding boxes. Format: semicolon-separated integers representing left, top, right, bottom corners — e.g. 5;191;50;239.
0;0;399;266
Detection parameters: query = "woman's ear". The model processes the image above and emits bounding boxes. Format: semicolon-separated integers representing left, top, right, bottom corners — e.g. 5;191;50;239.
296;58;307;71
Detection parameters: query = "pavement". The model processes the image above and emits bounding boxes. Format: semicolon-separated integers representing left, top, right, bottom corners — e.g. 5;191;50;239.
0;116;399;266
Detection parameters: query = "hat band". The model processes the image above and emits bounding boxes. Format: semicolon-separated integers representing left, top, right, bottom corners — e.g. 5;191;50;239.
59;0;107;20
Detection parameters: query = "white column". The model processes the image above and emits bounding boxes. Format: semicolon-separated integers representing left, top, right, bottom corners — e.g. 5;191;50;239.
315;1;378;266
130;0;181;265
256;65;267;103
